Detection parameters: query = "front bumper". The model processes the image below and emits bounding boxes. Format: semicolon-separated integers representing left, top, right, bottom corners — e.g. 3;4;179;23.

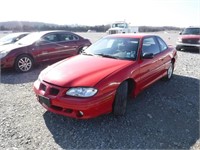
176;42;200;50
33;79;116;119
0;56;15;69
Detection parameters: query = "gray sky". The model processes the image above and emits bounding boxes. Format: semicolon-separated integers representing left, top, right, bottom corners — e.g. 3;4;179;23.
0;0;199;27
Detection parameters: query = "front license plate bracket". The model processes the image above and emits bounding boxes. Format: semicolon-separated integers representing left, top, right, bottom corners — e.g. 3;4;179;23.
38;95;51;107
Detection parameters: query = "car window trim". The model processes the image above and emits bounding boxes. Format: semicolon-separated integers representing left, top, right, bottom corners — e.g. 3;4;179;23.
141;36;161;56
58;33;80;42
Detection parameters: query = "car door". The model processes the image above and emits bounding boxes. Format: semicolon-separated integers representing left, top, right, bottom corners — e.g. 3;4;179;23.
55;33;80;59
156;36;171;73
138;36;163;89
34;33;62;62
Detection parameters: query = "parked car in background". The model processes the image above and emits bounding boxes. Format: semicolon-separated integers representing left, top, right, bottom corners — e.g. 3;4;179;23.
0;30;91;72
176;27;200;51
0;32;29;46
34;34;177;119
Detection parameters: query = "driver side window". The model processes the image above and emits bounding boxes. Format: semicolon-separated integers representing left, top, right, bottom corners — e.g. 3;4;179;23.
142;37;160;55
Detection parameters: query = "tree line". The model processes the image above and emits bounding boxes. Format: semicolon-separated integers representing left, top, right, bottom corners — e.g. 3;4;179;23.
0;24;182;32
0;24;110;32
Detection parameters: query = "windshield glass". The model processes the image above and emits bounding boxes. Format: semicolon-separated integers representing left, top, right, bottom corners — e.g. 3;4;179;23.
84;37;139;60
16;32;42;45
0;33;20;44
112;23;128;28
182;28;200;35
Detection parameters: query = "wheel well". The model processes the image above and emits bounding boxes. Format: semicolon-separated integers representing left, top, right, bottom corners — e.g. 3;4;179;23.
171;58;175;64
78;46;84;54
125;78;135;95
15;53;34;64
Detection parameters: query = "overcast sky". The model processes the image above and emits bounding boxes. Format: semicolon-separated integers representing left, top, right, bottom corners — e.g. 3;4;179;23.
0;0;199;27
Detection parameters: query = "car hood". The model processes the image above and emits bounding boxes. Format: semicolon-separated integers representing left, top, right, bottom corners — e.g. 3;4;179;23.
180;35;200;39
0;43;28;53
41;55;134;87
0;41;11;46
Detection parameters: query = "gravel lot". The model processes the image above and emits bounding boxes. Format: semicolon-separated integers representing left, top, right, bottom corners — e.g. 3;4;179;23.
0;32;199;149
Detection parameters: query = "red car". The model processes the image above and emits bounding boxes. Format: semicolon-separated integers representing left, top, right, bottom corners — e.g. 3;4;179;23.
176;27;200;51
0;31;91;72
34;34;177;119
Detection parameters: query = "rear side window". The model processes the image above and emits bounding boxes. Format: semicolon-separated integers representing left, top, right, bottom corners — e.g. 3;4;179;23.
142;37;160;55
157;37;168;51
59;33;79;42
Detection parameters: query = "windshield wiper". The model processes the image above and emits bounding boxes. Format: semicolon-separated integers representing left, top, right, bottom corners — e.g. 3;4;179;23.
95;53;118;59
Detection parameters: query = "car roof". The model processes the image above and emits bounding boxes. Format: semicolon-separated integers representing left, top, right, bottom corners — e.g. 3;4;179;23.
4;32;29;36
105;33;158;39
186;26;200;29
31;30;76;36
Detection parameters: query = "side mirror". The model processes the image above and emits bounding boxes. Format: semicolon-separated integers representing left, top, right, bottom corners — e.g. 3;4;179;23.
15;38;20;42
142;53;154;59
179;32;182;35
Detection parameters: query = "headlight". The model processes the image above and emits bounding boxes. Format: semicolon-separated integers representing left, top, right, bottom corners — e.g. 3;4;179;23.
177;38;182;42
0;51;9;59
66;87;98;98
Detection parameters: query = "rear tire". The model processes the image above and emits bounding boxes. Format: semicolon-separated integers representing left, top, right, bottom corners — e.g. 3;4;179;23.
14;54;33;72
164;62;174;80
113;81;128;116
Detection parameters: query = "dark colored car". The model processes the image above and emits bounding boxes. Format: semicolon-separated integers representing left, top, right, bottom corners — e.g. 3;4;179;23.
0;32;29;46
34;34;177;119
0;31;91;72
176;27;200;51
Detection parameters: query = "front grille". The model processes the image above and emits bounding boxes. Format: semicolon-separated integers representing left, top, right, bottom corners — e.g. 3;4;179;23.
109;30;117;34
40;82;60;96
40;83;46;91
51;105;63;111
182;39;199;44
49;88;59;96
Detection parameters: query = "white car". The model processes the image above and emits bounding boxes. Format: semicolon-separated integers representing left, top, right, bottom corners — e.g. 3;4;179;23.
0;32;29;46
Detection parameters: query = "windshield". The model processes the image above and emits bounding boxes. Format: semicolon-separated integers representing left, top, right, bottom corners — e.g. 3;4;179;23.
16;32;42;45
0;33;20;44
84;37;139;60
182;28;200;35
112;23;128;28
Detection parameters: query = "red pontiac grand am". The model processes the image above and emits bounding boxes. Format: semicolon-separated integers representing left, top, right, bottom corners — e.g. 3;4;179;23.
34;34;177;119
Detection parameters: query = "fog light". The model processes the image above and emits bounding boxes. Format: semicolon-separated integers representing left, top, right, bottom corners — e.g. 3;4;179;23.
76;111;84;117
64;109;73;113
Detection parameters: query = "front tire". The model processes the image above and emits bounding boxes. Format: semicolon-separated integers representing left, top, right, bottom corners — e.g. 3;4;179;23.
113;81;128;116
15;55;33;72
